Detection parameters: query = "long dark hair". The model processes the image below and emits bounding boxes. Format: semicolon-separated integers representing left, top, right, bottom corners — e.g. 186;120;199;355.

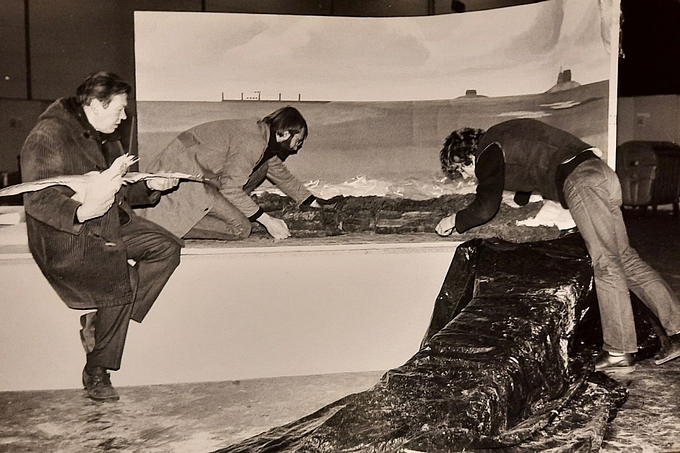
262;106;308;139
76;72;131;107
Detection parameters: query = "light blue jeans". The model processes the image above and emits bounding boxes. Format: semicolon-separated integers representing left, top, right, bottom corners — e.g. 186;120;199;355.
563;158;680;353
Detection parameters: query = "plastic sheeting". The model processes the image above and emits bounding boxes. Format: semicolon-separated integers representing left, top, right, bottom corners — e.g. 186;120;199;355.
213;234;629;453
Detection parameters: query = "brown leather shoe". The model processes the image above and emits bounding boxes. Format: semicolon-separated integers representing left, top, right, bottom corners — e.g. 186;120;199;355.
82;367;119;401
654;334;680;365
79;312;96;354
594;350;636;375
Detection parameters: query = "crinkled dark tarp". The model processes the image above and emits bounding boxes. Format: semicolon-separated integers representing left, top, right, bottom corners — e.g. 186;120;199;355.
213;234;628;453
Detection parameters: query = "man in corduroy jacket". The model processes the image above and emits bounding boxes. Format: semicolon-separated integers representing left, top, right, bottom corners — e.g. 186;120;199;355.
139;106;327;241
21;72;183;401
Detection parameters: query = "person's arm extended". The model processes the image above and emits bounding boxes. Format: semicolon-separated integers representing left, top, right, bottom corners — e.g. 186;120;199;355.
216;145;292;239
454;143;505;233
265;156;312;204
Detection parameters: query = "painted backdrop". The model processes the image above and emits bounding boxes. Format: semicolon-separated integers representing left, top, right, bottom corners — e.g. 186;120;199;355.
134;0;618;199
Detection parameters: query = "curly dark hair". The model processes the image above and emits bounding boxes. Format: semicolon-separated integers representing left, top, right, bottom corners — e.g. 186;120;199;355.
440;127;486;180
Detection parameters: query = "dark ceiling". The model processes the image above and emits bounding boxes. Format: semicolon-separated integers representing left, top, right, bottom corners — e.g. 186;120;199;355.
618;0;680;97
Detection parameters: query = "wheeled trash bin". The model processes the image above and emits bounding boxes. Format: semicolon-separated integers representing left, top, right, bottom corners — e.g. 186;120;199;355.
616;141;680;214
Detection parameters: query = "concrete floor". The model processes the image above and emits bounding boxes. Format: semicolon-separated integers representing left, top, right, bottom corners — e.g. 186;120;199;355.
1;208;679;453
599;209;680;453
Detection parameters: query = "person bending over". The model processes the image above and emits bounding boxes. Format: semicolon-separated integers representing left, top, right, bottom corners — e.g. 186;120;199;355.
140;106;331;241
21;72;183;401
435;118;680;374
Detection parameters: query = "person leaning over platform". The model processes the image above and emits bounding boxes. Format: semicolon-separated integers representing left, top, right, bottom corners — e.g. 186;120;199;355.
20;72;183;401
435;118;680;374
139;106;332;241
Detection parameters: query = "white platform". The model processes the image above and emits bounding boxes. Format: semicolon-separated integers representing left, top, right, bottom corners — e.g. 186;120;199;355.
0;219;459;391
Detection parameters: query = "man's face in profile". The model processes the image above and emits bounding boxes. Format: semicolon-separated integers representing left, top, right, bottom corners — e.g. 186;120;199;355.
88;94;128;134
276;129;306;160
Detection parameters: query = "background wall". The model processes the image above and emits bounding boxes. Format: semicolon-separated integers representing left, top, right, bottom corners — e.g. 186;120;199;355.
1;0;678;175
617;95;680;145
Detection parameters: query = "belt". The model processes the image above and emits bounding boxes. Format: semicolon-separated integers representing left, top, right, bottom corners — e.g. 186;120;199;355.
555;149;600;208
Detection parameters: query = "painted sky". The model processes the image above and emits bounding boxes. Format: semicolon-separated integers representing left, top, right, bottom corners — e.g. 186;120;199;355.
134;0;614;102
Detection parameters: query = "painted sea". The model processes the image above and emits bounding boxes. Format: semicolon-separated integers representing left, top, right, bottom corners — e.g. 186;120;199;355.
137;80;609;200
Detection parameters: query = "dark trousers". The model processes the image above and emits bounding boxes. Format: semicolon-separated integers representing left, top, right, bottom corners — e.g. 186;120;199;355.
86;215;182;371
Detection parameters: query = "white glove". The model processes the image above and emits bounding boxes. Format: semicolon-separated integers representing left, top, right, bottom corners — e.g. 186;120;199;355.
435;214;457;236
74;172;123;222
257;212;291;240
145;176;180;192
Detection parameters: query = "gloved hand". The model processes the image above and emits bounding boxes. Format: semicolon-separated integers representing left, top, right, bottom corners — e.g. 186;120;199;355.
74;172;123;222
145;175;180;192
435;214;457;237
257;212;291;240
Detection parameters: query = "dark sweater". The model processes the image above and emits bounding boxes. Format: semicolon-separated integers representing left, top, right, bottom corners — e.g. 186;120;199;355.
455;119;596;233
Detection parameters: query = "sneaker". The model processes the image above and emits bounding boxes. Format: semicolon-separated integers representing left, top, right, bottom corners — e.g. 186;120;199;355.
594;350;636;375
82;366;119;401
654;334;680;365
79;312;96;354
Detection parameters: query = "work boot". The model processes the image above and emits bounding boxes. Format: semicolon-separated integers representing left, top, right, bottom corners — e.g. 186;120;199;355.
654;333;680;365
594;350;636;375
79;312;96;354
82;366;119;401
